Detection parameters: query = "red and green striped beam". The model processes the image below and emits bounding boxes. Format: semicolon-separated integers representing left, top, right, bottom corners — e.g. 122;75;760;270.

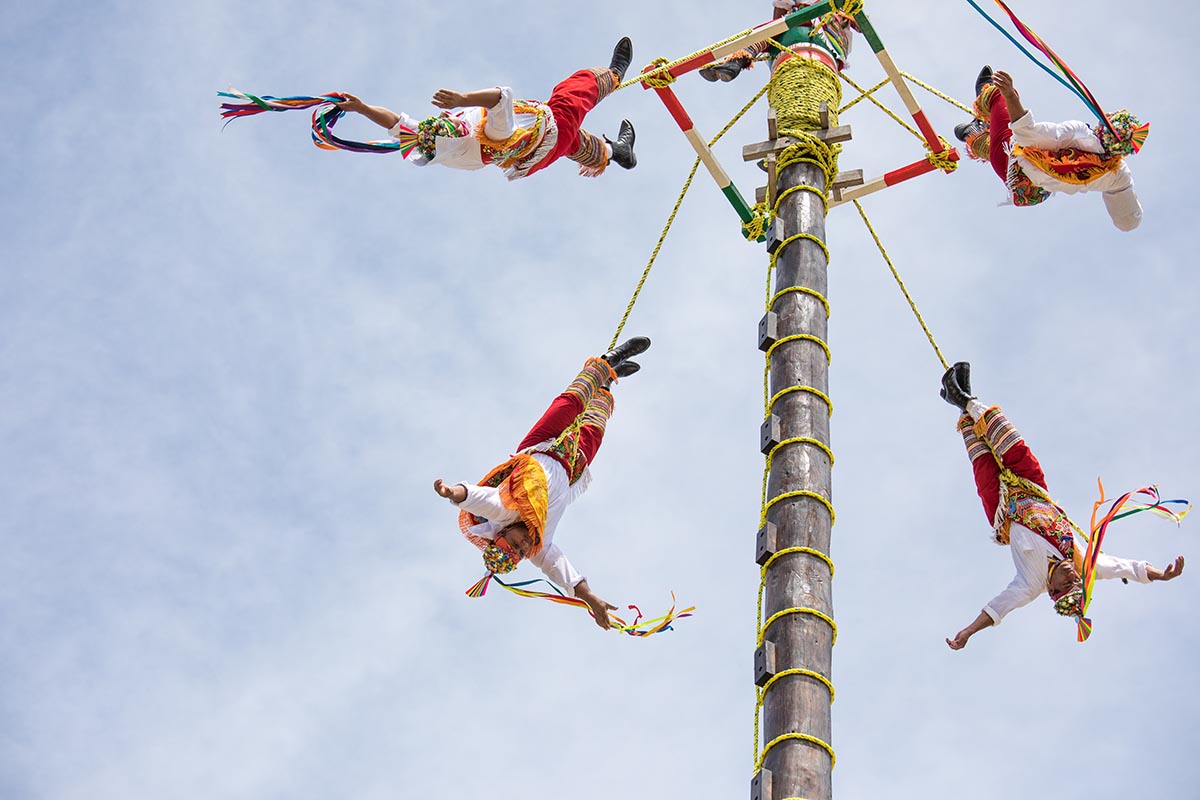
645;0;836;84
648;80;764;241
852;10;954;160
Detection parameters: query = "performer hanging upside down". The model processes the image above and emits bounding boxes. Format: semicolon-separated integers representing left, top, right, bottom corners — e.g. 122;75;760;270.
954;67;1147;231
433;337;651;629
699;0;856;82
333;37;638;181
939;362;1184;650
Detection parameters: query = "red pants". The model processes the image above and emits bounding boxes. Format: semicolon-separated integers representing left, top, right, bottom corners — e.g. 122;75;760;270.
987;92;1012;182
517;394;605;466
524;70;603;179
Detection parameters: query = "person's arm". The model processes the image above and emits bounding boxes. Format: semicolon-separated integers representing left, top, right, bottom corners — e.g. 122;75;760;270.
946;610;994;651
1093;553;1185;584
573;579;618;631
1148;556;1185;581
433;478;514;523
332;93;401;131
431;88;504;110
948;571;1040;650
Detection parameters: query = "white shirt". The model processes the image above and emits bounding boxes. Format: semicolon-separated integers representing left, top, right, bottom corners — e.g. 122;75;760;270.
1008;110;1142;231
982;523;1152;625
388;87;553;179
451;450;585;595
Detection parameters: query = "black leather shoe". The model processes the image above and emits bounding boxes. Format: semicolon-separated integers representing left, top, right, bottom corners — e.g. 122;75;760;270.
940;362;976;410
602;335;651;367
974;65;994;97
609;37;633;83
699;60;744;82
953;361;972;395
954;118;986;142
605;120;637;170
614;360;641;378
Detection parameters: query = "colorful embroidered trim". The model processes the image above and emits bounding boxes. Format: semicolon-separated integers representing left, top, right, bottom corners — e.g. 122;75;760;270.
477;101;550;168
1011;144;1124;186
1006;162;1052;207
464;573;695;638
568;129;609;178
458;453;549;551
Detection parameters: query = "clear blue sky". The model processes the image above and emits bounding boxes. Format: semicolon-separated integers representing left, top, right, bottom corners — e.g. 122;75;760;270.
2;2;1196;798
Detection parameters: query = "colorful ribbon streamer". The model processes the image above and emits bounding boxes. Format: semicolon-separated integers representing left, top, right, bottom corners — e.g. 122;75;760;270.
1077;479;1191;641
217;90;410;154
964;0;1125;140
465;573;695;638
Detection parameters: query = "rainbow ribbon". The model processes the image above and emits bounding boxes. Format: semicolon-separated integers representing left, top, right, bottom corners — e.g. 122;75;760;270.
964;0;1122;139
217;90;410;155
465;573;695;638
1077;480;1191;642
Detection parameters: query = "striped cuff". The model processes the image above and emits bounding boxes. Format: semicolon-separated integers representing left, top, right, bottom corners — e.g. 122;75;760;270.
563;357;616;407
973;405;1021;459
568;128;609;177
580;388;615;434
957;414;990;464
590;67;617;103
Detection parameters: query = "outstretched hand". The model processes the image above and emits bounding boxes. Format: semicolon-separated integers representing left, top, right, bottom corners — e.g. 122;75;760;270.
1151;555;1185;582
333;92;368;114
431;89;467;109
433;478;467;503
946;631;970;651
574;580;617;630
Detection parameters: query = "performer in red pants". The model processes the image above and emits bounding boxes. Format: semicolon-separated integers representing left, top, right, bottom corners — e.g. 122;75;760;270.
433;337;651;629
939;363;1184;650
954;67;1145;229
334;38;637;180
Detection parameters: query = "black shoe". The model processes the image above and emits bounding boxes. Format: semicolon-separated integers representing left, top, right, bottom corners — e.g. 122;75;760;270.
605;120;637;170
954;118;986;143
602;335;651;367
609;37;633;83
953;361;972;395
940;362;976;411
699;60;744;83
613;360;641;379
974;65;994;97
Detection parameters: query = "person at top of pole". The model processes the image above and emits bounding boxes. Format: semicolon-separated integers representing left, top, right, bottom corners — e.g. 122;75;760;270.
433;337;651;629
954;67;1146;231
333;38;638;181
699;1;857;83
939;362;1184;651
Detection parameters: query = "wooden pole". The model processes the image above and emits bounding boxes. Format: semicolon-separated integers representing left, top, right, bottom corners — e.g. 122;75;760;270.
754;90;836;800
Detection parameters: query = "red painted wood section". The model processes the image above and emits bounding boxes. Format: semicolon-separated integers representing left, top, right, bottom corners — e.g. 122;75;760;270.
883;157;938;186
653;86;695;132
912;110;942;152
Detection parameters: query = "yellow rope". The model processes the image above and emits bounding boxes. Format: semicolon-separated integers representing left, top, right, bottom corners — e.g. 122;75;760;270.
768;384;833;416
758;732;836;771
764;490;836;524
761;546;835;578
901;71;974;114
768;436;836;467
852;200;949;370
607;82;770;349
766;333;831;365
837;76;890;114
838;70;924;143
616;28;757;91
762;668;836;702
770;286;830;319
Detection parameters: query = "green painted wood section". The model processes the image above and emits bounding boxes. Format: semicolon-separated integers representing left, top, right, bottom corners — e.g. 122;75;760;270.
854;12;884;53
723;183;755;223
784;0;833;31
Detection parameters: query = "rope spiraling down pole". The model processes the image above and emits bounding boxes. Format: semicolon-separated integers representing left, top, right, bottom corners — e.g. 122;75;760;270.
754;46;841;800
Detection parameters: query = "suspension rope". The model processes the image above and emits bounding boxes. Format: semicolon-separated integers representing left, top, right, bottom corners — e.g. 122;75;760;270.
852;200;949;370
608;81;770;348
